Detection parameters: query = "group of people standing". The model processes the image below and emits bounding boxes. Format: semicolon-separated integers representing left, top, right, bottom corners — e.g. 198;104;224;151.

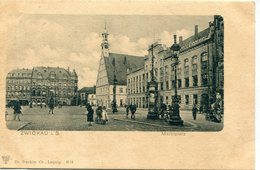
125;104;137;119
85;104;109;126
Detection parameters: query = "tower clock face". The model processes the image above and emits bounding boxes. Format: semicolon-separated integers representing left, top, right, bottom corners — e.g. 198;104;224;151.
104;45;108;49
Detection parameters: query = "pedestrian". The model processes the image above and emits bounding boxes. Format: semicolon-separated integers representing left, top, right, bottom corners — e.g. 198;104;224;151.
96;106;102;122
126;104;130;118
192;104;198;120
101;106;108;122
48;97;55;114
130;104;137;119
13;99;22;121
86;105;94;126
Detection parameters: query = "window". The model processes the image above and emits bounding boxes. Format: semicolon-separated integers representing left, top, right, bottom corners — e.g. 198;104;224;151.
193;94;198;104
178;95;181;103
172;80;175;89
165;65;169;75
202;74;208;86
193;75;198;86
165;81;169;90
160;82;164;90
166;96;169;105
177;65;181;74
120;88;123;93
37;72;43;79
184;59;189;73
160;67;164;76
184;58;189;66
201;52;208;61
120;99;123;107
192;55;198;64
178;79;182;88
185;95;189;105
185;78;189;87
192;64;197;70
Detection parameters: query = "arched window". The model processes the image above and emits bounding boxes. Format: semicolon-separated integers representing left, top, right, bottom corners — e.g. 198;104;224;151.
201;52;208;69
32;90;36;96
192;55;198;70
201;52;208;62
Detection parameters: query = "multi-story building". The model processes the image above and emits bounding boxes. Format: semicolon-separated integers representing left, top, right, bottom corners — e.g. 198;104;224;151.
127;41;170;108
6;66;78;106
126;16;224;110
126;66;146;108
96;29;144;108
6;68;32;105
78;86;96;106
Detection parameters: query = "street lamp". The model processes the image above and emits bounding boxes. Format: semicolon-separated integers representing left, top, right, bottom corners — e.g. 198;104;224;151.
169;34;183;126
112;74;118;113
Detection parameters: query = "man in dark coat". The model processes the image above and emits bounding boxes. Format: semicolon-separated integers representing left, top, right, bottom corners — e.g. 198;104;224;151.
86;104;94;126
126;104;130;118
48;97;55;114
13;100;22;121
130;104;137;119
192;104;198;120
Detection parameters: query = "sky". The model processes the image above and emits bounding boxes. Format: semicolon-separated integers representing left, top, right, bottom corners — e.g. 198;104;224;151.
7;15;213;88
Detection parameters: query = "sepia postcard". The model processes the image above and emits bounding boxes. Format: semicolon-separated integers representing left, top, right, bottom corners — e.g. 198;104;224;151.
0;1;255;169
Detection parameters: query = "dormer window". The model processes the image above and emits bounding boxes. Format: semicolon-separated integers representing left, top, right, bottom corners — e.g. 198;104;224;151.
49;72;56;79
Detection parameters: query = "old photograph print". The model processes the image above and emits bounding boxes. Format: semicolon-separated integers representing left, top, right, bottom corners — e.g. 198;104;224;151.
5;15;224;131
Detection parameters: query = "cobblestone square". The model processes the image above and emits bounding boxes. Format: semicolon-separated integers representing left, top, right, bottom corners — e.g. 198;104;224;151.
6;106;223;131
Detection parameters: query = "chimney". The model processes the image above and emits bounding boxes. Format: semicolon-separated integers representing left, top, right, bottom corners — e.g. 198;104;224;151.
195;25;198;39
179;36;183;43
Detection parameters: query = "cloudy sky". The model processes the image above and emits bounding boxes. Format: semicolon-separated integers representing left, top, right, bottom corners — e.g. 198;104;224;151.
7;15;213;88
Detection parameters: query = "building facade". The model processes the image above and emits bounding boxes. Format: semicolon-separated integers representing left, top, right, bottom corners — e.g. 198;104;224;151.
88;94;97;106
6;68;32;105
6;66;78;106
78;86;96;106
126;16;224;110
126;66;146;108
96;29;144;108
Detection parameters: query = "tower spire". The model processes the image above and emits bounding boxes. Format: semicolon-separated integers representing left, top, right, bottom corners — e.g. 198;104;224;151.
101;21;109;57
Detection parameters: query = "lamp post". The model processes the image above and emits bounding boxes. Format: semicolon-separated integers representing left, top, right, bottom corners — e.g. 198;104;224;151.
112;74;118;113
112;57;118;113
147;43;159;119
169;34;183;126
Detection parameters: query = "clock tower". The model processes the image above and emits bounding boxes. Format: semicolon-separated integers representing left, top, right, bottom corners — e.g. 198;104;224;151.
101;27;110;57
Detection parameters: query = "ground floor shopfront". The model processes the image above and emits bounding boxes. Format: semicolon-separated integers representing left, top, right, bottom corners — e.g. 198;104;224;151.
127;86;211;110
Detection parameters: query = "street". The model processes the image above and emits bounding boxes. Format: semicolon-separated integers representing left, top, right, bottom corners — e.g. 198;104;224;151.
5;106;223;131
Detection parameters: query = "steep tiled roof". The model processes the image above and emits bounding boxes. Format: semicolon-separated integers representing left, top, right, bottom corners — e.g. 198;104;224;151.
104;53;144;85
79;86;96;94
31;66;77;80
179;28;211;52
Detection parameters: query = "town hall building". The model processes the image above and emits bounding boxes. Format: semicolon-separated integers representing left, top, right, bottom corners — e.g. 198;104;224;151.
95;29;144;108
